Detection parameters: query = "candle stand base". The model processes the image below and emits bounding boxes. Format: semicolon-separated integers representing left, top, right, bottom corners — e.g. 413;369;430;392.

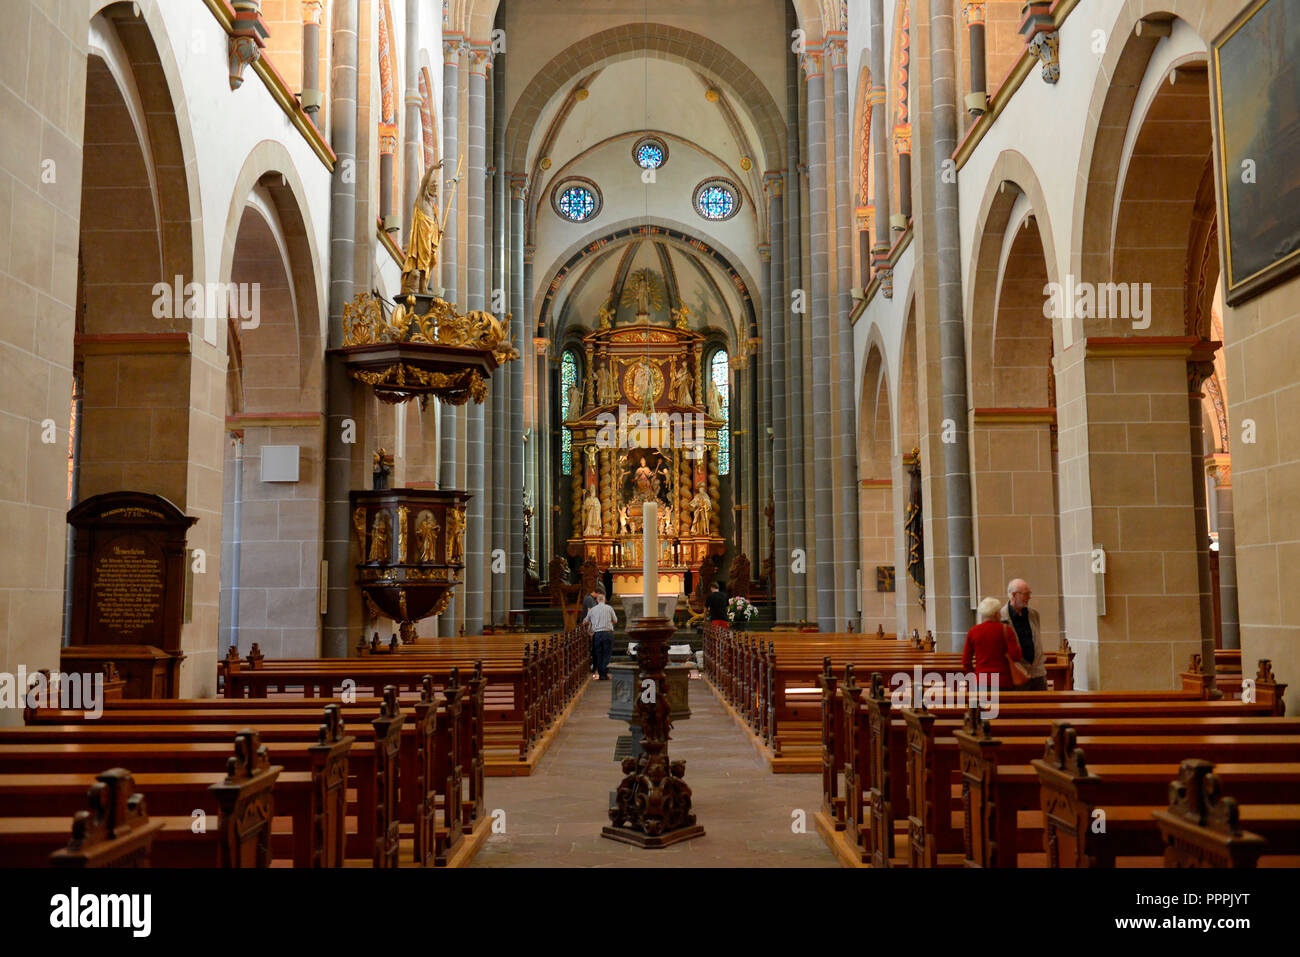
602;615;704;848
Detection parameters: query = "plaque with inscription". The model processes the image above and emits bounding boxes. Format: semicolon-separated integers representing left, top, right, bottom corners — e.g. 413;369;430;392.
66;491;196;697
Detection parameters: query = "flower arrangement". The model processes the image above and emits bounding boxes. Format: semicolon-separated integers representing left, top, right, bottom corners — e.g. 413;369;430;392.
727;595;757;629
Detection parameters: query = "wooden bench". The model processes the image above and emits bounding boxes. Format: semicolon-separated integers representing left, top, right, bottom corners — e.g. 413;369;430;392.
1031;724;1300;867
818;659;1290;866
8;677;485;867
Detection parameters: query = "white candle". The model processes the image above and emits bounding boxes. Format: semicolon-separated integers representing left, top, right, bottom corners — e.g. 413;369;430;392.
642;501;658;617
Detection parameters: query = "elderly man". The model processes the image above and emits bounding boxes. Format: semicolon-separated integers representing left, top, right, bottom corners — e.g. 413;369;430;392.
1000;579;1047;690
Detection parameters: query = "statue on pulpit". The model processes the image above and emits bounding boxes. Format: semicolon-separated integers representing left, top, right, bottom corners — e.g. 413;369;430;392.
669;362;694;406
368;511;391;563
400;158;451;295
415;511;440;563
582;490;603;537
689;489;711;535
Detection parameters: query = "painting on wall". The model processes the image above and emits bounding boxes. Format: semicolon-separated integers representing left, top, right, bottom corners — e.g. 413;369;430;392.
1211;0;1300;304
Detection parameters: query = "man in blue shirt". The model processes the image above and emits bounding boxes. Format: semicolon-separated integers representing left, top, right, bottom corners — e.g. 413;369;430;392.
584;590;618;680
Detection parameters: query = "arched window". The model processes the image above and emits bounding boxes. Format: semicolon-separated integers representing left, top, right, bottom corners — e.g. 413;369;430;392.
710;349;730;475
693;178;741;221
560;350;579;474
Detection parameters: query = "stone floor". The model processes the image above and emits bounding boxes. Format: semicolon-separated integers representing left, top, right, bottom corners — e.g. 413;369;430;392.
472;672;839;867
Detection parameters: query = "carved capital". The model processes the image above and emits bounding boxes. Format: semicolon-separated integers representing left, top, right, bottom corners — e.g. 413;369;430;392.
301;1;323;26
824;33;848;69
893;123;912;155
378;122;399;156
468;43;493;75
800;45;824;80
1206;452;1232;488
533;336;550;357
963;1;986;26
1027;30;1059;84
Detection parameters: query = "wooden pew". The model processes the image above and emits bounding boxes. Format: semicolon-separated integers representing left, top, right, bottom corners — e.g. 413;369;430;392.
824;664;1291;866
953;715;1300;868
1154;759;1281;868
1032;726;1300;867
47;768;164;868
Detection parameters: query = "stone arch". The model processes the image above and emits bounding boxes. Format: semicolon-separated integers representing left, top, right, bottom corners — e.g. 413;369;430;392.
964;151;1063;401
859;335;895;629
537;217;761;345
460;0;827;45
1070;7;1213;310
505;24;788;177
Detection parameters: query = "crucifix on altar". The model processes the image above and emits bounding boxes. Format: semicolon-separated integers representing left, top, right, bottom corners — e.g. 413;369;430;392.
603;497;705;847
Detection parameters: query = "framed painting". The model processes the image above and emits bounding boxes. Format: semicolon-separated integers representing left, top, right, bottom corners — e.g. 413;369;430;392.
1211;0;1300;305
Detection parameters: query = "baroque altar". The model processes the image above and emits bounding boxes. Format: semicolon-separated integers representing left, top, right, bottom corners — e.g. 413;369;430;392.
565;322;725;578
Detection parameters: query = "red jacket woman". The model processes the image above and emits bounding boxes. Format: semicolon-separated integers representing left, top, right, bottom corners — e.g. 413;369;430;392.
962;597;1023;689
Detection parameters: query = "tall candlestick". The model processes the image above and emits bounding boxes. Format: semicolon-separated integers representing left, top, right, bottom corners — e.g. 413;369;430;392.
642;501;658;618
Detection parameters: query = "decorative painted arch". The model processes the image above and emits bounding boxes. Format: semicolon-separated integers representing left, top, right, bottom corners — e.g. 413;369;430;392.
418;66;436;170
537;219;759;343
377;0;398;124
457;0;829;46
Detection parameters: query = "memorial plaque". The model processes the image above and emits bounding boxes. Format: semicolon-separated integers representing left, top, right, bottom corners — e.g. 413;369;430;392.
66;492;196;697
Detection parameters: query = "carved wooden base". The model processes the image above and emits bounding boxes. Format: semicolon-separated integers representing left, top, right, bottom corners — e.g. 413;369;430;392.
600;822;705;848
602;615;704;847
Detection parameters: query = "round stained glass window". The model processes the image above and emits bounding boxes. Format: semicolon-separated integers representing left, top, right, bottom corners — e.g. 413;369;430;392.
552;178;602;222
693;178;741;221
632;135;668;170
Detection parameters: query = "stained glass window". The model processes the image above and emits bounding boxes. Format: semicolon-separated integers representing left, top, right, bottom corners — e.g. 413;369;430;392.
553;181;601;222
711;349;730;475
633;136;667;169
694;178;740;221
560;350;577;474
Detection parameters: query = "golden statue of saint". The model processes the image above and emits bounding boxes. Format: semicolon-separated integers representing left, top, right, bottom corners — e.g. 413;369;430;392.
445;506;466;564
401;161;444;294
416;511;440;563
396;506;409;563
368;511;391;563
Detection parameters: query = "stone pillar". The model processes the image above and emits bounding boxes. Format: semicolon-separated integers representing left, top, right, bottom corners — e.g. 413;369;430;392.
1189;357;1219;694
437;34;462;636
869;0;892;272
323;0;358;658
766;172;789;619
400;0;420;245
534;333;549;573
463;41;491;634
301;2;323;124
929;0;974;647
490;48;508;627
1207;455;1239;650
509;176;527;610
803;45;835;631
784;17;807;622
830;32;860;626
378;122;397;224
963;2;987;110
